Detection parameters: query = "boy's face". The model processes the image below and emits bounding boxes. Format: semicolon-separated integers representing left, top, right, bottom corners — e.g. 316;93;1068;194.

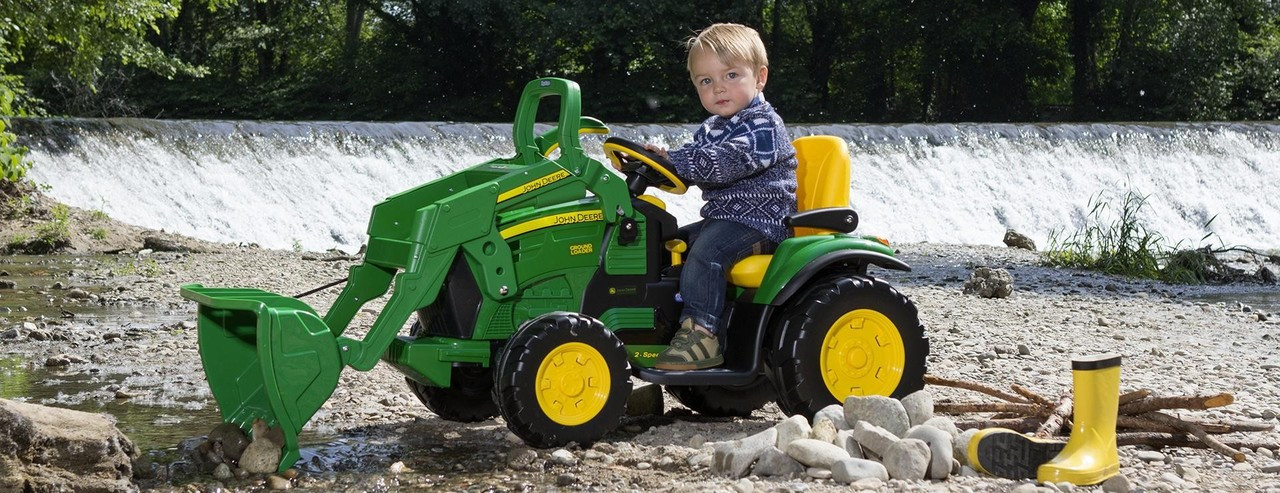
689;49;767;118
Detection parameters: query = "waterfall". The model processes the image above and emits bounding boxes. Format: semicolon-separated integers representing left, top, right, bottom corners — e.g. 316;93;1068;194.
14;118;1280;252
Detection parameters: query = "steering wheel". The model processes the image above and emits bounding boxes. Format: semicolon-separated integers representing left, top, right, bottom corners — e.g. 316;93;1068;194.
602;137;688;195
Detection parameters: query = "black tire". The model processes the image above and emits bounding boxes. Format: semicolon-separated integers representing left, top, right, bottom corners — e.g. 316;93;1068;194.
403;321;499;422
492;312;632;448
667;374;776;417
767;275;928;419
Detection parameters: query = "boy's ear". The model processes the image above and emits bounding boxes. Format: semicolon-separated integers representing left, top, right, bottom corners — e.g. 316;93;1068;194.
757;66;768;90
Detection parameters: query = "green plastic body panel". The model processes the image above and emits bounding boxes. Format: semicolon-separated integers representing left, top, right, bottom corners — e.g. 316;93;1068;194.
181;284;341;474
384;336;491;387
752;234;896;304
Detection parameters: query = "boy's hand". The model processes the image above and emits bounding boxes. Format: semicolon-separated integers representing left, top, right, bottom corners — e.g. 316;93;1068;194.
643;143;670;161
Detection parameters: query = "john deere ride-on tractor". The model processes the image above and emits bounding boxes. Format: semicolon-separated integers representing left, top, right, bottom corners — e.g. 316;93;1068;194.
181;78;928;473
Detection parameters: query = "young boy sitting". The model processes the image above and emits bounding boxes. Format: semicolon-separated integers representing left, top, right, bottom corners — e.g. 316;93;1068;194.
645;23;798;370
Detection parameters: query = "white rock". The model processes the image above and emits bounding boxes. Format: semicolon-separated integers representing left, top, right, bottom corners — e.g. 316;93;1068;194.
835;429;864;459
923;416;959;438
811;417;839;444
806;467;832;479
774;415;812;451
844;395;910;437
785;438;851;469
852;420;900;458
1100;474;1133;493
831;458;889;484
882;438;930;480
900;390;934;427
712;428;778;478
550;449;577;466
751;446;805;477
1135;450;1165;462
954;428;980;465
814;404;849;430
905;424;954;479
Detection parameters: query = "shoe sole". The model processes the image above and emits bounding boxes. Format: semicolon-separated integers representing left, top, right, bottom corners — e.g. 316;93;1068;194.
654;356;724;371
973;431;1066;480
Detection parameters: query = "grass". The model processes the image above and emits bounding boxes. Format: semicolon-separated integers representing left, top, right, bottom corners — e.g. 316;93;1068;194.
1044;189;1265;284
89;227;108;240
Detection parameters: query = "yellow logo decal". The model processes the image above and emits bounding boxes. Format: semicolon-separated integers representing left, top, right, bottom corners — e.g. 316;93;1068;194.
498;169;571;203
570;243;594;256
499;209;605;239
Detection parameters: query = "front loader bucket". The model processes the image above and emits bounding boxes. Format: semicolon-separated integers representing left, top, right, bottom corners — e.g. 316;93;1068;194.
181;284;343;473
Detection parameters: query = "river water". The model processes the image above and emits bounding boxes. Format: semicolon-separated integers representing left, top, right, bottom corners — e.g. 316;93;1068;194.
13;119;1280;253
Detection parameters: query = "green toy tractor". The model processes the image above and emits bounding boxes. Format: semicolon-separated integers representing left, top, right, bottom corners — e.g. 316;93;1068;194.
180;78;928;473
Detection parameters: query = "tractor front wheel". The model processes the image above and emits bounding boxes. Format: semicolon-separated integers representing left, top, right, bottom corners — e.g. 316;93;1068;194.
493;312;632;447
768;275;927;418
667;374;776;417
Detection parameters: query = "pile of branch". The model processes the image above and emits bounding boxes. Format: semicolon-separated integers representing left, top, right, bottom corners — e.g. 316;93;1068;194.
925;374;1277;462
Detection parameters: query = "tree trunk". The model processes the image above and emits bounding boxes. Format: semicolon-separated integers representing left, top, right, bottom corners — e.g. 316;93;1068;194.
344;0;367;71
1068;0;1101;119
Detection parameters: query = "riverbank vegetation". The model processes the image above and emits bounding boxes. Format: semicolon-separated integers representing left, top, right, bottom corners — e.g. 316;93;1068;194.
1044;190;1277;284
1;1;1279;124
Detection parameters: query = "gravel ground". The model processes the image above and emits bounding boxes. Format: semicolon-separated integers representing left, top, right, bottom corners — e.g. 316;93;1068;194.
3;243;1279;492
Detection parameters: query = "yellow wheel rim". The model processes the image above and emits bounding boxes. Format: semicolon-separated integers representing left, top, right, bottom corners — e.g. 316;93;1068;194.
535;342;612;426
819;309;905;400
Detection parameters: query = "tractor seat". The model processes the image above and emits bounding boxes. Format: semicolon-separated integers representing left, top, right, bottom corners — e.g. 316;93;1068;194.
727;136;859;288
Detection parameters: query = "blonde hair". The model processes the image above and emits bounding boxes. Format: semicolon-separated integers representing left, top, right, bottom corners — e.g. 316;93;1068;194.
685;23;769;76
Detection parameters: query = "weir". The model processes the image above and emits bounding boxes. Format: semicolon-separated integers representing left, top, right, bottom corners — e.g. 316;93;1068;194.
13;118;1280;251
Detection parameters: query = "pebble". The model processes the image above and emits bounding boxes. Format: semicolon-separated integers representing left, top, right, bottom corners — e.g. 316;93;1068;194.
1135;450;1166;462
555;473;576;486
550;449;577;466
266;474;291;490
805;467;832;479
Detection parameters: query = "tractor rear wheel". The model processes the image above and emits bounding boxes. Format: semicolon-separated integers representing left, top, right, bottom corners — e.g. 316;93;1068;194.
492;312;631;448
404;321;499;422
767;275;927;419
667;374;776;417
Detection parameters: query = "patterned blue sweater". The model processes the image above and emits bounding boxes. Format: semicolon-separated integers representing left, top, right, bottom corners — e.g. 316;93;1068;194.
668;95;798;244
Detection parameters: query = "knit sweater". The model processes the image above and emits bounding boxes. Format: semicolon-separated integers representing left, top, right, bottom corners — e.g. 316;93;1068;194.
667;95;798;244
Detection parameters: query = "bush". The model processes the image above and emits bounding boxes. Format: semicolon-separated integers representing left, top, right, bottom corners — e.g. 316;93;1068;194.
89;227;108;240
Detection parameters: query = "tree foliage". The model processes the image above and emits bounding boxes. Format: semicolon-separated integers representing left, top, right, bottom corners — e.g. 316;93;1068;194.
4;0;1279;123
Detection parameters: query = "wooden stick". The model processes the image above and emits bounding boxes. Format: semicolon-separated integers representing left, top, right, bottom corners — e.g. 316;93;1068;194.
1118;389;1152;406
936;402;1046;415
1036;396;1073;438
1012;384;1056;407
1141;411;1246;462
1117;432;1280;451
955;417;1044;433
1117;415;1270;435
1117;393;1235;415
925;374;1030;403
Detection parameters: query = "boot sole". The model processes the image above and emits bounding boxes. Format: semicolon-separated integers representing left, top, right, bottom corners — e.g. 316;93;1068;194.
973;431;1066;479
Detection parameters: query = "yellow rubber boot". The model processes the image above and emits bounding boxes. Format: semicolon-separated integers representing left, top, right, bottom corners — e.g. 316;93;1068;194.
1037;353;1122;485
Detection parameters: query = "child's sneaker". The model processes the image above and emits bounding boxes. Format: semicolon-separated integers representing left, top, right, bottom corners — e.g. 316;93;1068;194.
655;321;722;370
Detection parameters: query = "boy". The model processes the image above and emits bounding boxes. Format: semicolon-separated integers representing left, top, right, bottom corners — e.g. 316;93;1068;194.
647;23;798;370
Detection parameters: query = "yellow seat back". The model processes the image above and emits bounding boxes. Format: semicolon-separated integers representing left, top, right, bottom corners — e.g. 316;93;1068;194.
728;136;851;288
792;135;852;236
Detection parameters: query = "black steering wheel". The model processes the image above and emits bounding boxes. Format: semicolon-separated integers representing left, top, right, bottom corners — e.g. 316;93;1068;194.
602;137;689;195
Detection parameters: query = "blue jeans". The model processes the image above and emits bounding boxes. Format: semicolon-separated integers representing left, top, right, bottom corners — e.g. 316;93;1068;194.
678;219;776;335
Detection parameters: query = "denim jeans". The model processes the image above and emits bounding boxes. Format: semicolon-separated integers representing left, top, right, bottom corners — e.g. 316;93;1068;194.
678;219;776;335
